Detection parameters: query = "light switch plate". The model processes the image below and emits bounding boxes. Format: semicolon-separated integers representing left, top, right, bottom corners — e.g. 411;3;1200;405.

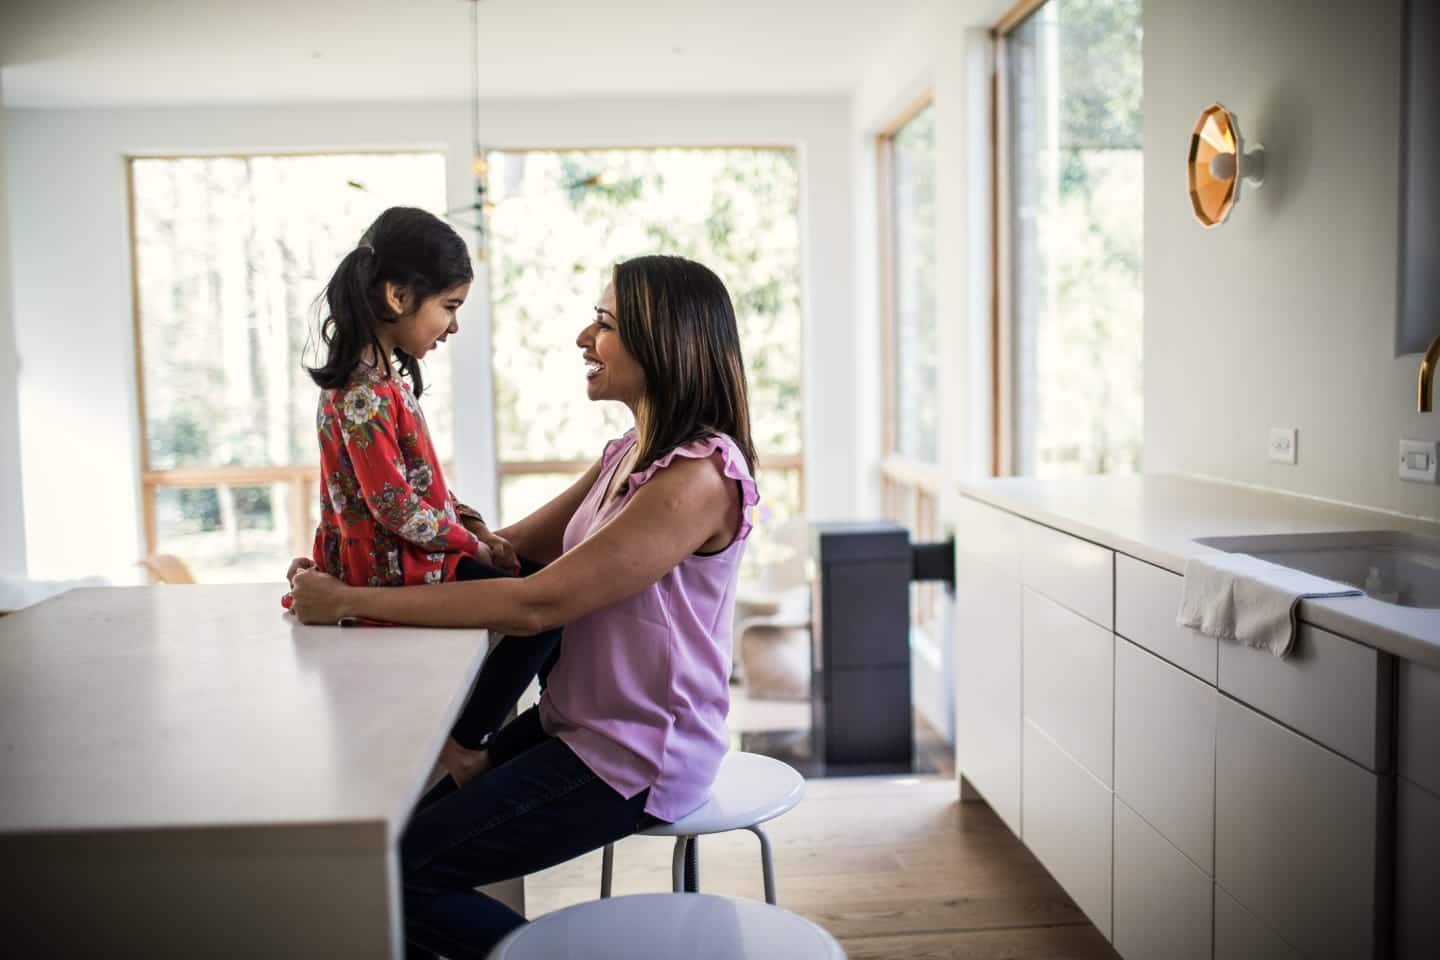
1399;439;1439;483
1268;427;1298;465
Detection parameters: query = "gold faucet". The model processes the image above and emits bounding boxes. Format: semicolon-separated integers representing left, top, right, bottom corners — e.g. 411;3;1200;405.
1423;334;1440;413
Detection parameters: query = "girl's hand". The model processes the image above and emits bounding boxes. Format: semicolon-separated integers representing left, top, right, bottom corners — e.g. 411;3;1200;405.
461;516;520;573
479;532;519;573
289;567;352;625
281;557;316;610
286;556;315;585
438;736;491;786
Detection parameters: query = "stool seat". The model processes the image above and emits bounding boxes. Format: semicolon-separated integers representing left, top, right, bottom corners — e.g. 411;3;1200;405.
599;751;804;904
642;751;805;837
488;893;846;959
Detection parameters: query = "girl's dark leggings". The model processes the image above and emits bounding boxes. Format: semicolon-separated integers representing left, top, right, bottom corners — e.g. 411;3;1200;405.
446;555;562;749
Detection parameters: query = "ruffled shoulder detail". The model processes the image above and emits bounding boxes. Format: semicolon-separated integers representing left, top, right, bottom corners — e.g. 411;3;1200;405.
628;434;761;542
599;429;639;471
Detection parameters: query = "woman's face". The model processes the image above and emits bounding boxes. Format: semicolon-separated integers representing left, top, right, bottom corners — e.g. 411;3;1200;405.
577;283;645;407
387;282;468;360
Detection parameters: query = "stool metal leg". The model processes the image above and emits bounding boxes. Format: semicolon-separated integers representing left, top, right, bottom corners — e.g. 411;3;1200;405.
600;842;615;898
671;836;689;892
684;835;699;892
748;823;777;904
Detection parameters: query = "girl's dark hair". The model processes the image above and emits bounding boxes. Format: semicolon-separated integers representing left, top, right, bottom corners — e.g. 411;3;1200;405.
307;206;472;397
611;255;757;475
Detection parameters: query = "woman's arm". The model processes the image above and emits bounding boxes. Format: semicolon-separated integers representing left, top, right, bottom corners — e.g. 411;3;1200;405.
290;454;736;631
490;458;604;565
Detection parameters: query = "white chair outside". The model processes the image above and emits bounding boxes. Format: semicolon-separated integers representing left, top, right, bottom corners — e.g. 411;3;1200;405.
488;892;845;959
599;751;804;905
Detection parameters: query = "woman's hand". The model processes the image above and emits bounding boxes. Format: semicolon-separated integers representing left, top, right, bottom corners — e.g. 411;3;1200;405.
438;736;491;786
289;567;353;625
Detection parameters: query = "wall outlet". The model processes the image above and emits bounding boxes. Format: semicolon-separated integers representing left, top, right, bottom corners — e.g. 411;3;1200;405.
1268;427;1298;465
1399;439;1439;483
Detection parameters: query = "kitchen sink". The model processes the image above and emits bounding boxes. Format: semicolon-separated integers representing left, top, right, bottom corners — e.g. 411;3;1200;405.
1194;530;1440;609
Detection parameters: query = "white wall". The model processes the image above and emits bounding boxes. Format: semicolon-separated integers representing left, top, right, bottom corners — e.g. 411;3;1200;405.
2;95;854;578
1144;0;1440;521
0;77;25;574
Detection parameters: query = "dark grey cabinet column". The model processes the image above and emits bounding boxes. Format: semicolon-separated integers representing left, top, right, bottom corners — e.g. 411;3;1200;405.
810;522;912;768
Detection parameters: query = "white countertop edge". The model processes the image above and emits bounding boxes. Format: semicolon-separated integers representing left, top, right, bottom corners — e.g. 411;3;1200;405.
957;477;1440;671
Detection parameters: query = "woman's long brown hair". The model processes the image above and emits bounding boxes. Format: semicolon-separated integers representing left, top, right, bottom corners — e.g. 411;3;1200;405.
611;255;757;475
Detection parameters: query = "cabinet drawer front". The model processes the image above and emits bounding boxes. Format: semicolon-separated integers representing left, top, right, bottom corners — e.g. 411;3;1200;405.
1398;659;1440;796
1022;720;1113;939
1215;697;1382;959
1023;589;1114;786
1114;639;1217;873
1113;798;1212;960
1218;623;1390;771
1115;554;1216;683
1397;778;1440;960
956;497;1021;577
955;564;1023;835
1214;885;1301;960
1020;521;1114;629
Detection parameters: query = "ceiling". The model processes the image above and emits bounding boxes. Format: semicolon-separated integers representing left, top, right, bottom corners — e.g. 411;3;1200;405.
0;0;934;108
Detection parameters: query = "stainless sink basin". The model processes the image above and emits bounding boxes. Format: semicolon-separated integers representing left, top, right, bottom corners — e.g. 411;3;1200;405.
1194;530;1440;609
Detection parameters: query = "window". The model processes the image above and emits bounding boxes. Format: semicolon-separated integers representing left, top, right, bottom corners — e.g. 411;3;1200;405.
486;148;804;573
1002;0;1143;476
881;101;940;465
877;98;942;629
129;152;453;581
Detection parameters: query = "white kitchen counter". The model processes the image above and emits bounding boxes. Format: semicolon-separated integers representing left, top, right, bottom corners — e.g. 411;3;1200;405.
0;583;507;957
959;474;1440;668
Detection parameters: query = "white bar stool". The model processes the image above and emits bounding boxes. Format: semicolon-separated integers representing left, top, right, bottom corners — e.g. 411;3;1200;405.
600;751;804;905
488;892;845;959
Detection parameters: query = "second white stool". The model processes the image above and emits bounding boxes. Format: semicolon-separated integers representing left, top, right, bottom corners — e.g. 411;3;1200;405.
489;892;845;959
600;751;804;905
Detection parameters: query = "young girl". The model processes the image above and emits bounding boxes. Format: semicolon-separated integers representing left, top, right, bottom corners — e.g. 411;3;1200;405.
303;206;506;588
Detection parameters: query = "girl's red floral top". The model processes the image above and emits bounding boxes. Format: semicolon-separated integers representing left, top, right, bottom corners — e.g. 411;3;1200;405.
311;366;480;586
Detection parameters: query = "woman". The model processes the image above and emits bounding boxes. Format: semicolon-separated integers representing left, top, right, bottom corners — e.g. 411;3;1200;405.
289;254;759;958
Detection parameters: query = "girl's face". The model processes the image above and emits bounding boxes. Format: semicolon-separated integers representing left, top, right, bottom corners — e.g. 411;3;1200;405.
577;283;645;408
385;282;469;360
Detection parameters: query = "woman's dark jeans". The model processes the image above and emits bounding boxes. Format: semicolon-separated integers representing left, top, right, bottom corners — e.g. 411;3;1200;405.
402;558;663;958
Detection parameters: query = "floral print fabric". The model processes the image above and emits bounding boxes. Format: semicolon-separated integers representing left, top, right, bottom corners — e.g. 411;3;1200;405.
312;366;480;586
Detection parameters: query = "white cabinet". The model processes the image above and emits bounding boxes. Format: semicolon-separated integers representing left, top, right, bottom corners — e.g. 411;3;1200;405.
1022;719;1112;938
1396;777;1440;959
1112;798;1211;960
1215;696;1384;959
1020;520;1113;629
1396;659;1440;959
1398;659;1440;795
1114;638;1216;873
1218;622;1391;771
954;499;1024;834
1214;884;1301;960
1023;588;1114;786
1114;554;1216;683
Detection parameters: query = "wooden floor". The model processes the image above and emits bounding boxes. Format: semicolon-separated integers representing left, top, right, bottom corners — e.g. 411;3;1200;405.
526;775;1120;959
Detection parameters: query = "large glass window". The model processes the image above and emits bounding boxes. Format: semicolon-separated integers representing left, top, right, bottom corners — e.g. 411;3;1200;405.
884;104;939;464
486;148;804;572
1006;0;1143;476
130;152;452;581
